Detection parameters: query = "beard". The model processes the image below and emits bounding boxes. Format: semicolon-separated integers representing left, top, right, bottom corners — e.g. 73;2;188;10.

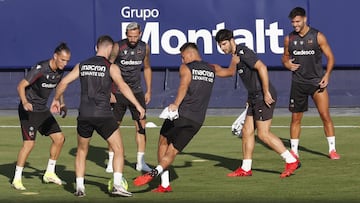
127;39;139;49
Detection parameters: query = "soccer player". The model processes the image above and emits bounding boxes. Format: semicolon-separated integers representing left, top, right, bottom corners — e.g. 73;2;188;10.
214;29;300;178
106;22;152;173
51;35;145;197
12;43;70;190
282;7;340;159
133;42;239;191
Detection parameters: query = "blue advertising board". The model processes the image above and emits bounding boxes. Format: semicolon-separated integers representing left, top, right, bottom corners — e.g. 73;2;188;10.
0;0;358;68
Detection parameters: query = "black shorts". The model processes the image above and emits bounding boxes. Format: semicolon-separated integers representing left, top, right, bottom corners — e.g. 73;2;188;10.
77;117;119;140
18;104;61;141
160;117;202;152
289;81;321;112
112;92;146;121
247;98;276;121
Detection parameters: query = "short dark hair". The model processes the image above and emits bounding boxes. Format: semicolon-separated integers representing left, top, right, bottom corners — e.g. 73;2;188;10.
54;42;70;54
288;7;306;19
215;29;233;43
180;42;198;53
96;35;114;48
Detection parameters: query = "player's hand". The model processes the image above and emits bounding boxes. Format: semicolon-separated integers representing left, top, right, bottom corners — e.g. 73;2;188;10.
136;106;145;120
263;91;275;108
60;105;68;118
319;74;330;89
110;93;117;103
231;54;240;64
23;102;33;112
288;58;300;71
168;103;178;112
145;92;151;105
50;99;61;114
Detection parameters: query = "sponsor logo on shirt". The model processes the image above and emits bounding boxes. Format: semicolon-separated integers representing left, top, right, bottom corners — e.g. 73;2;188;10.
120;59;143;66
41;83;57;88
192;69;214;83
292;50;315;56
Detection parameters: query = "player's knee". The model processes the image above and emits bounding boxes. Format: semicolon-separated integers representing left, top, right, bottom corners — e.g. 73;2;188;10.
138;128;146;135
52;133;65;144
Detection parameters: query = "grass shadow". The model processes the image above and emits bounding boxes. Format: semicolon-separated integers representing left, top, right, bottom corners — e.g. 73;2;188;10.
279;137;329;158
249;135;328;159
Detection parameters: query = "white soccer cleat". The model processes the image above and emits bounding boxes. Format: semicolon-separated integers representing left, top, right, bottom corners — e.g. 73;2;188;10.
12;179;26;190
111;184;132;197
74;187;86;197
43;172;66;185
105;165;113;173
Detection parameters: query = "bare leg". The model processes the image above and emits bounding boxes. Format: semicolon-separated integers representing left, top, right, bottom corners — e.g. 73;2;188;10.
241;116;255;160
290;112;303;139
48;132;65;160
75;135;90;179
134;119;151;171
16;140;35;167
107;129;125;173
256;119;287;154
313;89;334;137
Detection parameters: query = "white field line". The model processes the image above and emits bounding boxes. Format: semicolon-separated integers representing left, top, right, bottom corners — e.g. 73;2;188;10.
0;125;359;128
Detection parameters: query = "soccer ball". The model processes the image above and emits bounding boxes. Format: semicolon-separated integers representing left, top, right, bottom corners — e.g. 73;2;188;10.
107;177;128;192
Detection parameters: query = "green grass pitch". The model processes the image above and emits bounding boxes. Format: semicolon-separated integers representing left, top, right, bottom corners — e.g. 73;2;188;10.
0;114;359;203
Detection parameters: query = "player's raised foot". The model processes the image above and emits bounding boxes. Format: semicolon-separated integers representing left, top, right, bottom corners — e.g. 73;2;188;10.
12;179;26;190
227;167;252;177
152;185;172;193
329;150;340;160
74;188;86;197
280;159;301;178
133;169;158;186
43;172;66;185
111;184;132;197
136;163;152;172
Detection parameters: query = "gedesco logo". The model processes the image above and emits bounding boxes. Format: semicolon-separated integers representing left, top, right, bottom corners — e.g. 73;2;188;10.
292;50;315;56
41;83;57;88
120;6;285;55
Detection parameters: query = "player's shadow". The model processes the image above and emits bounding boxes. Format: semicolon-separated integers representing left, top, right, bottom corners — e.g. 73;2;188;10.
235;135;328;159
0;162;41;184
0;162;75;191
279;137;329;158
67;145;116;194
69;145;145;172
68;145;150;194
182;151;280;175
69;145;109;170
130;165;179;193
132;151;208;193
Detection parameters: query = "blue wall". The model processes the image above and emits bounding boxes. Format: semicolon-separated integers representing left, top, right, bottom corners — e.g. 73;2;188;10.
1;69;359;109
1;0;360;68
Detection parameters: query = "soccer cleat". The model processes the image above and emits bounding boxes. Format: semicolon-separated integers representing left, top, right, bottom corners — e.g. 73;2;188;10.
133;169;157;186
136;163;152;172
43;172;66;185
227;167;252;177
329;150;340;160
105;165;113;173
74;188;86;197
280;160;301;178
152;185;173;193
12;179;26;190
111;184;132;197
